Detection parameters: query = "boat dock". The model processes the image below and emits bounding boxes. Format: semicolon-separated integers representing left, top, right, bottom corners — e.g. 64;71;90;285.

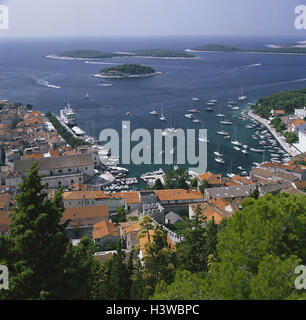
248;110;301;157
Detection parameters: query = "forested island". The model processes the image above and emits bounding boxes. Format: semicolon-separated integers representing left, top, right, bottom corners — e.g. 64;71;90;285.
92;64;162;79
130;49;195;58
251;88;306;119
45;49;195;60
188;43;306;55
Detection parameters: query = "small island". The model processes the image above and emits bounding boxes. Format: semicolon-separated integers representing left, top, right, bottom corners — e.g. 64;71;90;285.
187;43;306;55
92;64;162;79
45;49;195;60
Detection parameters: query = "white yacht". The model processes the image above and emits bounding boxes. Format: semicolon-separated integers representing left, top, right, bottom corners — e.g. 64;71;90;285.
85;92;90;99
214;145;223;157
185;113;193;119
188;108;200;113
60;103;77;126
160;107;166;121
216;113;225;117
217;130;228;135
193;118;202;123
242;149;248;154
231;126;242;146
150;105;158;115
234;146;240;151
237;85;247;101
220;120;232;125
192;97;200;101
215;157;225;164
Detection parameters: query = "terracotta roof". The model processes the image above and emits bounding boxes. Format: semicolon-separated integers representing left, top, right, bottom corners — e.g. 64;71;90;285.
24;111;42;119
139;230;176;256
63;190;117;200
92;220;119;239
0;194;10;210
273;110;285;114
62;205;109;222
112;191;140;204
121;222;142;235
189;202;225;224
294;181;306;189
49;150;59;157
0;211;11;225
293;119;306;127
231;175;255;185
210;198;233;213
198;171;223;184
27;153;44;159
155;189;203;201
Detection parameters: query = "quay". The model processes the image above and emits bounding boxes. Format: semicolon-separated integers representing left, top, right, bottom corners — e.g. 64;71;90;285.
248;109;301;157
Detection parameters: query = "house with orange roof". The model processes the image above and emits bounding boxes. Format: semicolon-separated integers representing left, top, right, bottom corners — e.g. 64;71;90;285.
154;189;204;206
63;190;125;212
271;109;285;117
62;205;109;227
189;202;226;224
92;220;120;249
198;171;224;187
120;221;142;252
209;198;235;216
291;119;306;134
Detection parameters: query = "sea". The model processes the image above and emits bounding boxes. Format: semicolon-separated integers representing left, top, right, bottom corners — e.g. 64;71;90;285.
1;35;306;183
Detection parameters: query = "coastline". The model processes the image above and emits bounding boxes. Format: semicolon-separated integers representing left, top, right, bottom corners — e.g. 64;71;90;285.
247;109;301;157
92;71;163;79
44;54;196;61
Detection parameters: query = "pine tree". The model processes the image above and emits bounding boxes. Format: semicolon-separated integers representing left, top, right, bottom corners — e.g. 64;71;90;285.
0;162;95;299
176;204;209;273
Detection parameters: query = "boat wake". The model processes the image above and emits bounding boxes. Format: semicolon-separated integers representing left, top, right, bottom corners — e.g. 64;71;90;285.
270;78;306;86
239;63;262;70
85;61;119;65
36;78;61;89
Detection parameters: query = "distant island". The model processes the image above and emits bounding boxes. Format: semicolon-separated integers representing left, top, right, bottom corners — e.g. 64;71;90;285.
45;49;196;60
92;64;162;79
187;42;306;55
130;49;196;58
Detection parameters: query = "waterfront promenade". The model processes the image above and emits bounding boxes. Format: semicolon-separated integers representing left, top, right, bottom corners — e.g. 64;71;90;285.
248;110;301;157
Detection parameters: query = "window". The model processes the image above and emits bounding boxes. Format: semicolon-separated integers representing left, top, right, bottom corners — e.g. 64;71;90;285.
59;169;62;173
58;181;61;186
50;171;53;176
68;168;72;172
71;180;74;184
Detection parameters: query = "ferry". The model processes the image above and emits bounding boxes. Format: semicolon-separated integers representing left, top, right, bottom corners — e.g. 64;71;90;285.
60;103;77;126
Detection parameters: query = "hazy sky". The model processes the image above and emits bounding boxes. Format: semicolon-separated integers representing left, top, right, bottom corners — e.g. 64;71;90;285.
0;0;305;37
